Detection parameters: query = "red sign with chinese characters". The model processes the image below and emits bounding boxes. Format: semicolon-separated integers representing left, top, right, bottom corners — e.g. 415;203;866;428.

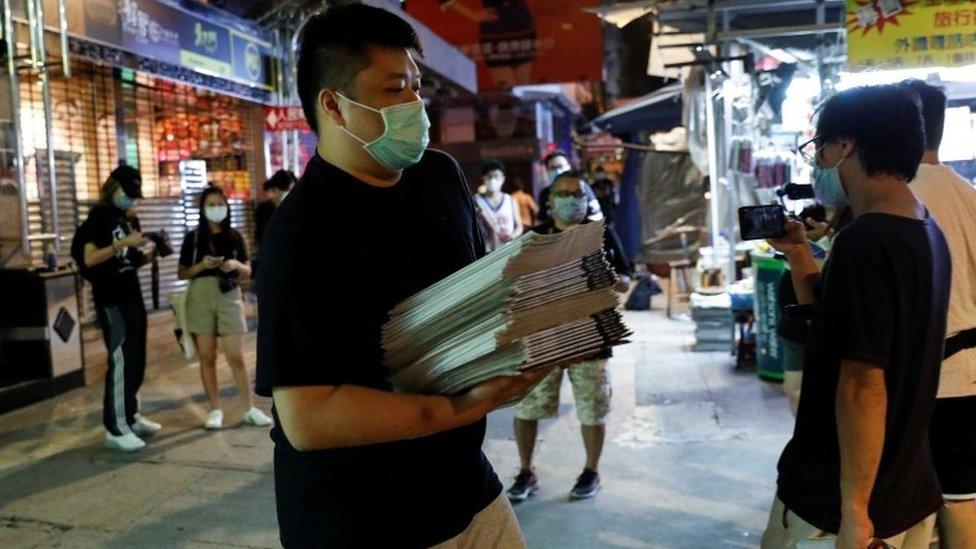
264;106;310;132
405;0;603;91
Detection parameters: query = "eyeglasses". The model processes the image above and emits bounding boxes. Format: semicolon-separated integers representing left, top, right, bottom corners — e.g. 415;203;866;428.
797;136;821;166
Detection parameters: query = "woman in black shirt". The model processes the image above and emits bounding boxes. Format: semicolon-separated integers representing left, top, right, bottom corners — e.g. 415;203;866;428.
178;186;271;430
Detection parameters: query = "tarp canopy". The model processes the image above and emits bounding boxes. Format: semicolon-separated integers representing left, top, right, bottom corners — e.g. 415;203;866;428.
589;84;683;136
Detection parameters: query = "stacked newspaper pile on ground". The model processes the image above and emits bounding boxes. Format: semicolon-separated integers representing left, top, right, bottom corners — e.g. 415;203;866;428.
383;222;631;395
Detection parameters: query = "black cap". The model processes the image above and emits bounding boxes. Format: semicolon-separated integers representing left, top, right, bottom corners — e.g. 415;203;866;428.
111;165;143;199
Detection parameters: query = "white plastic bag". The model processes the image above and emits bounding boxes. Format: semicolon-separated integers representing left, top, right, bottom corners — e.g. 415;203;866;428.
169;292;196;360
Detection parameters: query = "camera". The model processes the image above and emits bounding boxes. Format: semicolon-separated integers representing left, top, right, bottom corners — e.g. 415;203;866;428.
144;230;174;257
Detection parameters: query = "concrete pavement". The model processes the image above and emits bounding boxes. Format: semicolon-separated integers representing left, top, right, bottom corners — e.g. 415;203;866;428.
0;303;795;548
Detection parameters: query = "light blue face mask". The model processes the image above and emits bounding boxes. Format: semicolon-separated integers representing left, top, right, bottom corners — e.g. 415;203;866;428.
813;154;849;208
114;191;136;211
552;195;588;223
336;93;430;171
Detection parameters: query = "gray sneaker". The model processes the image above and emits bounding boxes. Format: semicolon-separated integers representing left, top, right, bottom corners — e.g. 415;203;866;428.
506;470;539;503
569;469;601;500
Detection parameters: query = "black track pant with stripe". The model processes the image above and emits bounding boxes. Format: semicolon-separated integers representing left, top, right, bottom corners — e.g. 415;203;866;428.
97;299;148;436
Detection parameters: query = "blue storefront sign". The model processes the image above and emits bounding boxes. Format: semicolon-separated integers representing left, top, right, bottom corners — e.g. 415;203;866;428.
71;0;275;91
231;33;272;89
119;0;181;66
178;16;232;77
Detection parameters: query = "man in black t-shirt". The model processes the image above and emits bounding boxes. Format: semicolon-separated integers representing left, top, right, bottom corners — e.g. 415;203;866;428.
254;169;295;247
761;85;950;548
255;6;550;547
77;165;163;452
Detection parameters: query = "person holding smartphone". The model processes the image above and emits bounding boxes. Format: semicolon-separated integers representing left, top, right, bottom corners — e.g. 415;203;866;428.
761;85;950;548
77;165;163;452
178;186;272;430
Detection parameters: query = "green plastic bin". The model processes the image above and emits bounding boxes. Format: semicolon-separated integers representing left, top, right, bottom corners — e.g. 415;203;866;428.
752;252;788;381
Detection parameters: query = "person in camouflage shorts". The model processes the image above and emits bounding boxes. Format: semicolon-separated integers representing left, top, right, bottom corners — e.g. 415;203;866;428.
507;171;633;503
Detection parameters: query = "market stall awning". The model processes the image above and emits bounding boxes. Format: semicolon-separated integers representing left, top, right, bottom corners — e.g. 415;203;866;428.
588;84;683;136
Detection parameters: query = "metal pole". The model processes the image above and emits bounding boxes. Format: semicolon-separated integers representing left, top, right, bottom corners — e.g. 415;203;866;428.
56;0;69;78
722;12;738;287
23;0;37;67
288;23;301;172
4;0;29;257
716;23;843;41
34;0;59;251
273;28;288;171
704;71;723;282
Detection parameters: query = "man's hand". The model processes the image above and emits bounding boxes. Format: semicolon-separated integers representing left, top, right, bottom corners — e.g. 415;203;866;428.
804;217;831;242
463;367;554;411
119;231;146;249
836;510;874;549
767;218;808;258
614;275;632;293
219;259;241;273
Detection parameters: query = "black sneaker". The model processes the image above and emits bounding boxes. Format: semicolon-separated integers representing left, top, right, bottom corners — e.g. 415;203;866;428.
570;469;601;500
507;470;539;503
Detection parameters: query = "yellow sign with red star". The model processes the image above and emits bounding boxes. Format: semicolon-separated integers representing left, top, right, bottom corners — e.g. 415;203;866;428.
847;0;976;70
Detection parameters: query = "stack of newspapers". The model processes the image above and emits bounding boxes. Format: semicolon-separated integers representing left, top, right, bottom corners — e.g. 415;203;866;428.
383;222;631;395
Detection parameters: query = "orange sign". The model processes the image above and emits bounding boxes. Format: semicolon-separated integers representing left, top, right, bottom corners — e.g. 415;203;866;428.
406;0;602;91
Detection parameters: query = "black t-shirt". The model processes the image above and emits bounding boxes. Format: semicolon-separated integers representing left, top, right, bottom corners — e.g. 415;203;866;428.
178;228;249;290
79;204;144;308
254;200;275;247
777;213;950;537
255;151;501;548
531;219;632;359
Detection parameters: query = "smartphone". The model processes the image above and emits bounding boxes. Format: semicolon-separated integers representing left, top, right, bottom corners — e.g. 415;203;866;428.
739;205;787;240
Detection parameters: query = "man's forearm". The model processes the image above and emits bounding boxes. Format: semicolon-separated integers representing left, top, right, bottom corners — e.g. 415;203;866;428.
785;247;820;304
273;384;492;451
836;360;887;518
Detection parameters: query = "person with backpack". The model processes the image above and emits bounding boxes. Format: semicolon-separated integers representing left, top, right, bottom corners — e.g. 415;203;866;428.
177;186;272;431
74;165;162;452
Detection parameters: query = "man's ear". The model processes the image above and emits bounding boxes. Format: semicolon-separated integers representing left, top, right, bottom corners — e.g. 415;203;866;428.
319;89;344;126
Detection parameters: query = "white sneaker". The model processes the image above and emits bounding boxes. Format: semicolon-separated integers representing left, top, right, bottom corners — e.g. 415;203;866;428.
130;414;162;437
244;407;273;427
105;432;146;453
205;409;223;430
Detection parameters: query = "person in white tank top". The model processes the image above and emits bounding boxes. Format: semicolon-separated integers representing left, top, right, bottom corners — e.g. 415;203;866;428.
475;161;523;252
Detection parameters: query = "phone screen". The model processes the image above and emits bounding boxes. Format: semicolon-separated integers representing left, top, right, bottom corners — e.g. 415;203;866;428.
739;205;787;240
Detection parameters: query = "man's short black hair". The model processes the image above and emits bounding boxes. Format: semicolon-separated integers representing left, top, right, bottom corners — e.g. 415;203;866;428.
264;170;297;192
900;79;947;150
481;160;505;176
297;4;423;134
816;84;924;181
543;150;570;167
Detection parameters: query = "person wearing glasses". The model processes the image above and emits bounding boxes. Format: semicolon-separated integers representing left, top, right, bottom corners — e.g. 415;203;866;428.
507;170;632;503
761;85;950;548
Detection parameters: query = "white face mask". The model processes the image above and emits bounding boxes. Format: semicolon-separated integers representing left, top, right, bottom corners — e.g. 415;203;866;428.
205;204;228;224
484;176;503;193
